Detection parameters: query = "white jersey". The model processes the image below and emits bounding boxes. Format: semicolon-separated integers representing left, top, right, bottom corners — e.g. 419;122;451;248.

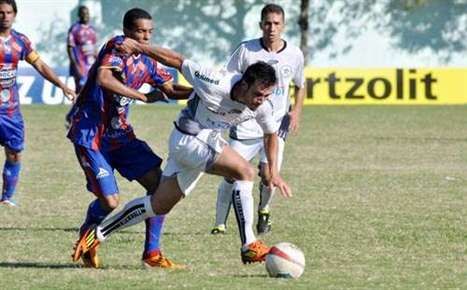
226;38;305;140
176;59;277;136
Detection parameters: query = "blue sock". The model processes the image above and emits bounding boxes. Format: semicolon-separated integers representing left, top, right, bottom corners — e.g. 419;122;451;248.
2;160;21;201
144;214;166;255
80;199;112;234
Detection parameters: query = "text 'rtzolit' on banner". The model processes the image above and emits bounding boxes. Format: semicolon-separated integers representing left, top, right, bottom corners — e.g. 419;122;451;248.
303;68;467;105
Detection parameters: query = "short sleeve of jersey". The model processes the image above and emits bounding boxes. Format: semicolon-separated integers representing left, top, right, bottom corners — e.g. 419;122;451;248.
255;100;277;134
99;39;125;72
293;50;305;88
14;33;37;60
225;43;246;73
147;60;173;87
181;59;219;98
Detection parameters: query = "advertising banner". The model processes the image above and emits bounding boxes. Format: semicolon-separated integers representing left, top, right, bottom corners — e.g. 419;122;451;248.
15;67;466;105
303;68;467;105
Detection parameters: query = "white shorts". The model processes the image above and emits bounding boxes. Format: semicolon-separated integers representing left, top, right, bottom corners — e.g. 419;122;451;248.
163;127;227;195
229;137;285;170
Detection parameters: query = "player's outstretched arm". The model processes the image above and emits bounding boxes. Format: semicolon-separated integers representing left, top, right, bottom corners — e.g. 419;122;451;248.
144;83;193;103
263;132;292;197
96;67;150;102
31;58;76;102
116;38;185;71
159;83;193;100
142;45;185;71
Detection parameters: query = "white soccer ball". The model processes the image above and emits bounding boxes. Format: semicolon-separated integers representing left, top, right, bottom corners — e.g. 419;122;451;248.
265;242;305;279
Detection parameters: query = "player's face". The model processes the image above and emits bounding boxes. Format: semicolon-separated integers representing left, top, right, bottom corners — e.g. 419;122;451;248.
125;19;153;45
260;12;284;43
0;3;15;31
79;7;90;24
243;81;273;110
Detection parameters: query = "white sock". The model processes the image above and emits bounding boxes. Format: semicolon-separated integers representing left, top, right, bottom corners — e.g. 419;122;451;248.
258;183;275;212
214;179;233;226
96;195;155;241
231;180;256;247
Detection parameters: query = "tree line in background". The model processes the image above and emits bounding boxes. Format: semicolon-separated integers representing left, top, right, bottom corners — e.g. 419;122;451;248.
36;0;466;66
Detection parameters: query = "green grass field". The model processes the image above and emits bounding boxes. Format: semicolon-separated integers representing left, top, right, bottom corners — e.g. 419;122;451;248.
0;105;466;289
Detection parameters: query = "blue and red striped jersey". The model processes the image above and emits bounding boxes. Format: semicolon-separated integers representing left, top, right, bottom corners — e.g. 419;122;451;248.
0;30;36;116
67;22;97;78
67;35;173;150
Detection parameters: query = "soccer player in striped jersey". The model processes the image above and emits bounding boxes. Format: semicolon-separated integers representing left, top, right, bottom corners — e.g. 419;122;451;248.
212;4;305;235
67;8;192;269
65;5;97;128
67;5;97;93
72;38;292;266
0;0;76;207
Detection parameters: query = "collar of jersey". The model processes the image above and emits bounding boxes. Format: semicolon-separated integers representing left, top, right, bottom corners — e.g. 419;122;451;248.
259;38;287;53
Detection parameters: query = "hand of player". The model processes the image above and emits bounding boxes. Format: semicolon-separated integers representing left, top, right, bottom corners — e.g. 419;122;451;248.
116;38;143;55
268;174;292;198
62;86;77;102
288;111;300;135
145;90;169;103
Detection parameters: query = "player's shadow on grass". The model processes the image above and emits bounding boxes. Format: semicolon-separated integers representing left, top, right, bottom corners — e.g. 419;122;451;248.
0;227;205;236
0;226;78;232
0;261;142;270
0;261;78;269
234;274;269;278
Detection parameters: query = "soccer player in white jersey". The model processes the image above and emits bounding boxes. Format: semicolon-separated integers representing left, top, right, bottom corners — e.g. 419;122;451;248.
212;4;305;235
72;38;292;265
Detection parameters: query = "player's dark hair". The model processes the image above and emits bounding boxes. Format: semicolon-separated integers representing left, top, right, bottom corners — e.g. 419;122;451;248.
78;5;88;14
241;61;276;88
0;0;17;14
123;8;152;30
261;3;284;21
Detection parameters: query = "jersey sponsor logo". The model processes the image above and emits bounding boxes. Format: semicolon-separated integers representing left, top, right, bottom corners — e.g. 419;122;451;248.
272;86;286;96
96;167;110;179
0;67;16;88
114;95;133;107
194;71;220;85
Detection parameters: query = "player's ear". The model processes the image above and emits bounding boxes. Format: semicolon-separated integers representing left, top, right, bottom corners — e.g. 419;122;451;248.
240;79;250;92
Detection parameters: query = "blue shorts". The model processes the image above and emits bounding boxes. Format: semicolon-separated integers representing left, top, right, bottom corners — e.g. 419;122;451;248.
74;139;162;197
0;114;24;152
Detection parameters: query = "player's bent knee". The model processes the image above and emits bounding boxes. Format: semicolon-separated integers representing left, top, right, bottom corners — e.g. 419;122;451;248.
236;163;256;181
102;195;120;210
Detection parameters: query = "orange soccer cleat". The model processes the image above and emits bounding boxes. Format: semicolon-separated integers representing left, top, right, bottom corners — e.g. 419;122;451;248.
241;240;270;264
81;244;100;268
142;250;186;269
72;227;100;263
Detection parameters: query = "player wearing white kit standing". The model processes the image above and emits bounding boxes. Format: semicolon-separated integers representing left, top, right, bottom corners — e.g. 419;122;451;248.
72;38;293;265
212;3;305;235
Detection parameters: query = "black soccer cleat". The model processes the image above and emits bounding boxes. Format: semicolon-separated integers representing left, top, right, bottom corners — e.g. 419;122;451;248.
256;210;271;234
